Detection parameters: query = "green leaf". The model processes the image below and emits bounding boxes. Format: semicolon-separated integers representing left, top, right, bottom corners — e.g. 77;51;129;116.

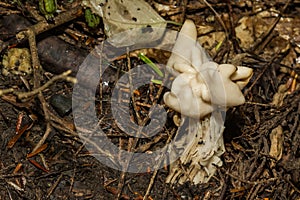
138;53;164;77
151;79;162;84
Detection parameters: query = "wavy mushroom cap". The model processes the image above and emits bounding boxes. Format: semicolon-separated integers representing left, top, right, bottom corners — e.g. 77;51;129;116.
164;63;252;119
230;66;253;89
166;20;210;76
163;72;214;119
163;20;253;119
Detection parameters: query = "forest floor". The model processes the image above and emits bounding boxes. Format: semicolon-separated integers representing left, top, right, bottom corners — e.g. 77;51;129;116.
0;0;299;199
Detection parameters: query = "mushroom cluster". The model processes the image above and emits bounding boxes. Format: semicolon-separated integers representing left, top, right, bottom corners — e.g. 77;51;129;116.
163;20;253;184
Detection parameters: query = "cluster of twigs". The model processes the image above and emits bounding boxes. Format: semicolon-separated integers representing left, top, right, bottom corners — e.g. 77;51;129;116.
0;2;82;196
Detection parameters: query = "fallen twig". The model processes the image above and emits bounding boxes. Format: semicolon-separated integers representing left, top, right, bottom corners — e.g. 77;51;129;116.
15;70;76;99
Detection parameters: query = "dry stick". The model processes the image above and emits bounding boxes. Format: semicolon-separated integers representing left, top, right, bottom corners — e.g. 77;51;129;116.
21;28;53;155
218;154;243;200
1;5;83;52
141;74;173;199
244;51;280;97
46;173;63;198
285;177;300;194
5;186;13;200
50;122;82;144
143;128;177;200
20;6;84;42
25;3;46;22
0;88;14;96
202;0;229;42
291;102;300;152
0;2;14;7
247;0;291;54
116;50;140;200
15;70;76;99
180;0;188;24
222;168;278;185
141;72;173;199
245;101;271;107
12;6;82;153
135;134;164;152
98;43;104;115
75;133;116;162
22;29;41;90
128;53;143;126
246;184;261;200
250;157;266;181
218;176;228;200
116;52;168;199
68;168;76;194
226;1;242;54
203;0;230;62
73;116;118;161
19;29;75;154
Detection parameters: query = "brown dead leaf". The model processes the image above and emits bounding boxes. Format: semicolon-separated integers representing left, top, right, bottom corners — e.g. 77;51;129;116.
269;125;284;164
235;15;268;50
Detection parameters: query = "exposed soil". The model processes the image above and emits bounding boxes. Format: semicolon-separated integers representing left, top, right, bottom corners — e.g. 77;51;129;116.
0;0;300;199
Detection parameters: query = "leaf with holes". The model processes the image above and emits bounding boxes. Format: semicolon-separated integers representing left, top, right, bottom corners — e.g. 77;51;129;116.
82;0;167;47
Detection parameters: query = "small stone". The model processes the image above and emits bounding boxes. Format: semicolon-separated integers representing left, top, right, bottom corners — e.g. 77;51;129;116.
49;94;72;117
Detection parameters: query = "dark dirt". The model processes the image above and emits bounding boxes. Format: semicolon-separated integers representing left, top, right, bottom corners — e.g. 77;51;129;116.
0;0;300;199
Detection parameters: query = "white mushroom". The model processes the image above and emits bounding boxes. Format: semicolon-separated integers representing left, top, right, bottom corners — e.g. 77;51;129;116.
230;65;254;89
166;20;210;76
163;20;253;119
164;20;253;185
163;72;214;119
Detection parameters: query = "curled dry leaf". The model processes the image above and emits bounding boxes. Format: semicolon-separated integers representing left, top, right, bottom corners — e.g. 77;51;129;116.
235;15;269;50
269;125;284;166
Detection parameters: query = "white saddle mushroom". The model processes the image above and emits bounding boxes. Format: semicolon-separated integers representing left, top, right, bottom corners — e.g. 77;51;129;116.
164;20;253;184
164;20;253;118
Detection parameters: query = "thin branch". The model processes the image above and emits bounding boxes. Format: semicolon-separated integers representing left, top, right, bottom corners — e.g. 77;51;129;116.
203;0;229;42
15;70;76;99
